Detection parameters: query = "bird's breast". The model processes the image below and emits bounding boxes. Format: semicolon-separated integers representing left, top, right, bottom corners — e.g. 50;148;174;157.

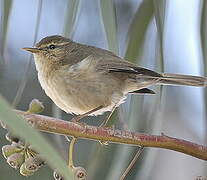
37;65;126;116
37;71;78;114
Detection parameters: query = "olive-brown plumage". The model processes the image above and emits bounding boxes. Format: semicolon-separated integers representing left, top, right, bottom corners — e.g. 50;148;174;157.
23;35;207;116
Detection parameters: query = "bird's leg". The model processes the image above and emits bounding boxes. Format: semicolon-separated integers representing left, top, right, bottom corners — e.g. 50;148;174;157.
99;105;117;127
99;105;117;146
71;105;104;123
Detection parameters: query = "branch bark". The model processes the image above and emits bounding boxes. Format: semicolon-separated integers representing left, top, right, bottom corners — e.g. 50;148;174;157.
15;110;207;161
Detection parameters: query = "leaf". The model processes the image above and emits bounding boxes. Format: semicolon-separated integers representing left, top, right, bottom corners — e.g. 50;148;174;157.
1;0;12;57
201;0;207;73
99;0;119;126
153;0;166;100
0;96;73;180
62;0;80;38
125;0;153;63
153;0;166;72
201;0;207;143
99;0;119;54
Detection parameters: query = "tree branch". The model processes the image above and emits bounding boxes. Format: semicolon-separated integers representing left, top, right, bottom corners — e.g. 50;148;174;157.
15;110;207;161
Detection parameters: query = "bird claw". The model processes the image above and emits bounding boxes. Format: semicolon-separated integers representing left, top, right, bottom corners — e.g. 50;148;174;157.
71;119;87;127
71;116;81;123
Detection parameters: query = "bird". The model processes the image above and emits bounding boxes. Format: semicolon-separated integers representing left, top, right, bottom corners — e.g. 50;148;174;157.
22;35;207;126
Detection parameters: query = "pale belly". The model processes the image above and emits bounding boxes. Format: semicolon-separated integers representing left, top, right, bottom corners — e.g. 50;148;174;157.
38;72;126;116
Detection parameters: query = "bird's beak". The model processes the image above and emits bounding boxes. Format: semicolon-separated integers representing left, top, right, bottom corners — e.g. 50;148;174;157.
22;47;41;53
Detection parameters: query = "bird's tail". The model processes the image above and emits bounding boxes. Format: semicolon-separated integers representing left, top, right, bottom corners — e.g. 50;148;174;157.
159;73;207;87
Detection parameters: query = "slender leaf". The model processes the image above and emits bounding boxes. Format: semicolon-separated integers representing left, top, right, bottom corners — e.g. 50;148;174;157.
201;0;207;145
153;0;166;72
153;0;167;102
201;0;207;73
125;0;153;63
0;96;73;179
153;0;165;35
1;0;12;57
99;0;119;54
63;0;80;38
99;0;119;126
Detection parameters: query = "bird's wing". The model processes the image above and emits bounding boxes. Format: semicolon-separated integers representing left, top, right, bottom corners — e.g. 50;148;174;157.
95;56;162;78
69;43;161;78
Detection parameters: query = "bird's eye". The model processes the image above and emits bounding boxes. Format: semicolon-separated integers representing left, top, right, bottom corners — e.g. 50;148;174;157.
48;44;56;49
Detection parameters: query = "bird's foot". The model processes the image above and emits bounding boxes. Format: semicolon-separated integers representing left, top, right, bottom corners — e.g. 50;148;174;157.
71;116;82;123
98;123;113;146
71;117;87;127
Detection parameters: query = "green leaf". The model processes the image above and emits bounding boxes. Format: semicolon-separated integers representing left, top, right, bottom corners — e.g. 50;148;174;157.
62;0;80;38
125;0;153;63
1;0;12;57
99;0;119;126
153;0;166;72
99;0;119;54
201;0;207;143
153;0;167;103
153;0;165;35
0;96;73;180
201;0;207;73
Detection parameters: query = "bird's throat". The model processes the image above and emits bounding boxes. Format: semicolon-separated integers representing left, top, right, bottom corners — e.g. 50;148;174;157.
33;54;59;79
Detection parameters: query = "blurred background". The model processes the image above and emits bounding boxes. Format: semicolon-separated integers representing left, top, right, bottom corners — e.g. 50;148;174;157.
0;0;207;179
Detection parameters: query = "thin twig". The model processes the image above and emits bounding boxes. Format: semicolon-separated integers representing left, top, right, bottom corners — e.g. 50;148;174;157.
14;110;207;161
119;146;144;180
68;137;77;169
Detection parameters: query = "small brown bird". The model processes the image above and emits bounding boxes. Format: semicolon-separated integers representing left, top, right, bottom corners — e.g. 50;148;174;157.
23;35;207;124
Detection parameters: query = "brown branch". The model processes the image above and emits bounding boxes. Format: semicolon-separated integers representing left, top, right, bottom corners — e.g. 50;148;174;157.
15;110;207;161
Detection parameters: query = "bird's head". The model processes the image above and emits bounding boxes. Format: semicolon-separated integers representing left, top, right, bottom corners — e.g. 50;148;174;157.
23;35;75;72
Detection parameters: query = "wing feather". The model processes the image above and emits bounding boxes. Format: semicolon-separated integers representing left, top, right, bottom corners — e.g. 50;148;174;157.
95;56;162;78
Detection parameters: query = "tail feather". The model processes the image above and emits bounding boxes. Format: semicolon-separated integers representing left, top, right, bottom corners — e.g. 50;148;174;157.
159;73;207;87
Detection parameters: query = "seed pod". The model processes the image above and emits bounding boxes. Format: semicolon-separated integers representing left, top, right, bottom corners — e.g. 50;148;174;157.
28;145;38;154
7;152;25;169
20;162;35;176
2;144;23;159
72;166;87;180
20;155;44;176
30;155;45;167
28;99;44;113
53;171;64;180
